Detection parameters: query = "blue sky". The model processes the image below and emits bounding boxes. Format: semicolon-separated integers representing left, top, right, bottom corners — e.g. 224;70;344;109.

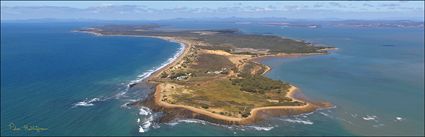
1;1;424;21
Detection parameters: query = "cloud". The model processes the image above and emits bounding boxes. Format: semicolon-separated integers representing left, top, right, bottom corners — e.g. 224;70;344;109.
362;3;374;7
283;5;299;10
380;3;401;7
1;2;423;21
313;3;324;8
328;2;347;8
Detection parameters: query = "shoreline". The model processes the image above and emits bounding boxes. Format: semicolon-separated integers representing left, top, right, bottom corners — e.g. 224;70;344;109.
146;37;192;83
152;83;324;125
145;37;332;125
76;30;189;88
79;30;332;125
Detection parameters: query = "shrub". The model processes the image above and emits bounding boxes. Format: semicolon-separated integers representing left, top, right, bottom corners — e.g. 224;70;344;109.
241;112;250;117
201;105;209;109
160;72;168;78
231;75;289;94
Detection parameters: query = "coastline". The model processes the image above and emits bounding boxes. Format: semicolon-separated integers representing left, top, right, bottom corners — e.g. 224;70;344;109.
152;83;326;125
145;36;192;83
144;37;332;125
76;30;189;88
79;30;332;125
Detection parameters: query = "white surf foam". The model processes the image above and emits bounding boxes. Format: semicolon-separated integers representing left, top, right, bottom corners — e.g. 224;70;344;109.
281;118;314;125
73;42;185;109
139;107;152;115
394;116;404;122
142;116;153;129
165;118;277;133
121;99;138;109
246;126;274;131
362;115;377;121
166;118;275;132
179;119;207;124
114;91;127;99
319;112;330;117
165;122;179;126
73;97;103;108
127;43;185;90
73;101;94;107
137;106;154;133
165;119;207;126
138;125;145;133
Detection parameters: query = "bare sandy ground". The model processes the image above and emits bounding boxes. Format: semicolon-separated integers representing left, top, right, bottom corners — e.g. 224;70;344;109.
153;83;318;124
146;37;332;125
80;30;331;125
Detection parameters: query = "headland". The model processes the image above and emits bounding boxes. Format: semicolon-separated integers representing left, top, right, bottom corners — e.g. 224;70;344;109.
78;25;334;125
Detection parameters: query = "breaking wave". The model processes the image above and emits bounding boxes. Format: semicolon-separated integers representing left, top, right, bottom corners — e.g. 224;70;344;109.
165;119;275;132
126;42;185;90
245;125;274;131
138;106;154;133
394;116;404;122
73;42;185;109
73;97;104;108
281;118;314;125
166;119;207;126
362;115;378;121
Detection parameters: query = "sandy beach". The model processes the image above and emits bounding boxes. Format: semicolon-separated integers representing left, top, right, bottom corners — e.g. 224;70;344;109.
80;30;331;125
153;82;323;125
145;36;330;125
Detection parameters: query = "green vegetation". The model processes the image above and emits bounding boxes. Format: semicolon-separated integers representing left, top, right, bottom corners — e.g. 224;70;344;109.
198;45;233;53
87;26;330;54
169;79;302;117
240;61;268;75
196;33;326;53
169;72;187;79
187;53;235;77
231;74;290;94
82;25;321;118
192;54;234;70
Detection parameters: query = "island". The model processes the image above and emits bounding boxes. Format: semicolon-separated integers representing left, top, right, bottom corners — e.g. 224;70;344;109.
78;25;335;125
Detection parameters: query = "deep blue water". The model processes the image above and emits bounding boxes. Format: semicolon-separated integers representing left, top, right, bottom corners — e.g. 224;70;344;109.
1;22;424;136
1;23;181;136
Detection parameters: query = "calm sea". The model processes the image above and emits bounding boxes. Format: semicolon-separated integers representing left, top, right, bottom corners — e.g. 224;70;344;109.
1;22;423;136
1;22;181;136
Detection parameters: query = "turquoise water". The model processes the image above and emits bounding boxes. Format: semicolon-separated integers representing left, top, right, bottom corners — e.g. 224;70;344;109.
258;26;424;136
1;22;423;136
1;23;181;136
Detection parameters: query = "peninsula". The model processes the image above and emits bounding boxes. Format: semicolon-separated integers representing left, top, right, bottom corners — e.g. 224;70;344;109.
78;25;334;125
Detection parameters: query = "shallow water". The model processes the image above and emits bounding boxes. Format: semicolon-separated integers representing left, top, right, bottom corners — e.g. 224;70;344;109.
258;26;424;136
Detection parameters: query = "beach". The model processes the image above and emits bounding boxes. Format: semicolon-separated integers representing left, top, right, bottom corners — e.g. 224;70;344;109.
77;27;335;125
2;22;422;136
152;83;326;125
138;35;332;125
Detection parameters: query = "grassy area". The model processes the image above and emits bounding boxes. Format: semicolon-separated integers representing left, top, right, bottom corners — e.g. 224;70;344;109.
231;74;290;94
88;26;330;54
184;53;235;78
192;53;234;71
196;33;327;53
167;78;303;118
86;26;317;118
178;79;268;117
240;61;268;75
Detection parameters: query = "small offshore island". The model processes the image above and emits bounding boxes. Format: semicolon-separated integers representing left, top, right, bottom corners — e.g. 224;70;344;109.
78;25;334;125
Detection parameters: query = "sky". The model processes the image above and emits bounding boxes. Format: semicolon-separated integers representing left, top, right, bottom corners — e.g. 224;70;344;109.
1;1;424;21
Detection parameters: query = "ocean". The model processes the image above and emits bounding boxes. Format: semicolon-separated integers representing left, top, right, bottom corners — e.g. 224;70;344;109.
1;21;423;136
